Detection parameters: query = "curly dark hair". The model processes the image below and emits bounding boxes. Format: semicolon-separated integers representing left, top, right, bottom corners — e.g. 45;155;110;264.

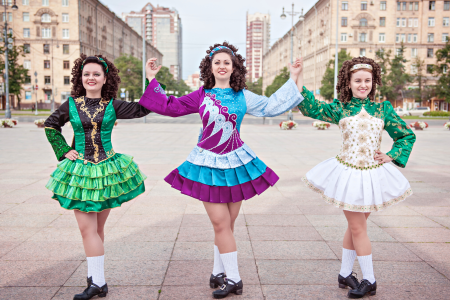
71;54;121;100
336;56;382;103
199;42;247;92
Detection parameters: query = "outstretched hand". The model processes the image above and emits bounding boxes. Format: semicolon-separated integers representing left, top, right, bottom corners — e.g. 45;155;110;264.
374;150;393;164
289;58;303;81
146;58;162;82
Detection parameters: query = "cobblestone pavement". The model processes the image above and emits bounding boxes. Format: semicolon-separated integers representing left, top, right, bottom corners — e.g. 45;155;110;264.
0;121;449;299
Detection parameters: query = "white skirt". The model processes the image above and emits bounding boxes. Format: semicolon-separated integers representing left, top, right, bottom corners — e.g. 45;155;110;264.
302;157;413;212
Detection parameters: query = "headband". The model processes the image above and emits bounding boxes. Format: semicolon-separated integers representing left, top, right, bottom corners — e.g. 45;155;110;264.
350;64;373;72
209;46;235;59
81;56;109;73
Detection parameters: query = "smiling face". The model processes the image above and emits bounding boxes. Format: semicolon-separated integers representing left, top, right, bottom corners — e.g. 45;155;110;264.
211;52;233;83
82;63;106;95
349;70;373;99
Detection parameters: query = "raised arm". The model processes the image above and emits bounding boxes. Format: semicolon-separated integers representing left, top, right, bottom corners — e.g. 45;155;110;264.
113;99;151;119
44;101;73;161
297;87;343;124
383;102;416;168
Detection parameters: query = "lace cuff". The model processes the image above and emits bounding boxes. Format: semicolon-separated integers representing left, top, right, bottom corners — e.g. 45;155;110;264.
45;127;72;161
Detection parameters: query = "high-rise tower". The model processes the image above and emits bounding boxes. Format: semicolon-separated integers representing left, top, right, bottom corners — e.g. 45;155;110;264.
246;12;271;82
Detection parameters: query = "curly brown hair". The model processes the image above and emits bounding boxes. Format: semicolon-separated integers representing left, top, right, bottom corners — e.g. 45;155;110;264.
336;57;382;103
71;54;121;100
199;42;247;92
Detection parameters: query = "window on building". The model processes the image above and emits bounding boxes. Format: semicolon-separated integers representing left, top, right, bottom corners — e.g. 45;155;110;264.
402;1;407;10
408;34;412;43
23;60;31;69
43;44;50;54
341;17;347;27
445;1;450;11
397;18;400;27
427;48;434;58
341;33;348;42
23;44;30;53
444;17;449;27
413;34;418;42
42;28;51;38
361;1;367;10
62;13;69;22
22;0;29;5
401;34;406;42
396;48;402;56
360;48;366;56
396;34;399;42
62;29;69;39
414;2;419;10
429;18;435;27
426;64;433;74
414;18;419;27
408;18;413;27
411;48;418;57
63;44;69;54
443;33;449;42
360;18;367;27
429;1;435;11
359;33;367;42
411;65;417;74
402;18;406;27
64;76;70;85
23;12;29;22
397;2;401;10
44;60;50;68
62;0;69;6
63;60;70;69
380;17;386;27
25;76;31;84
2;12;12;22
41;13;51;23
380;1;386;10
23;28;30;38
42;0;49;6
409;2;413;10
379;33;385;42
428;33;434;42
444;65;448;74
342;1;348;10
45;76;51;84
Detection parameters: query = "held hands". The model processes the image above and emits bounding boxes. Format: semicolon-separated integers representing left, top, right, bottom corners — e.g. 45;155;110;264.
145;58;162;82
289;58;303;82
374;150;393;164
64;150;78;161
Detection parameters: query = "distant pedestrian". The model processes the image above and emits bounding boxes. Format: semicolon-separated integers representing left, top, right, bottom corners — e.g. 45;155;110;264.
297;57;416;298
44;54;151;300
139;42;304;299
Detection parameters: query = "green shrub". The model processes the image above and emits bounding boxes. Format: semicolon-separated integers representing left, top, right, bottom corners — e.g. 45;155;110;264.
423;111;450;116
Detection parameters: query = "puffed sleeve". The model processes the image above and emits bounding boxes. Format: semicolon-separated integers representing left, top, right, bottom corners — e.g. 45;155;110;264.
112;100;151;119
244;78;303;117
297;87;343;125
139;78;201;117
383;102;416;168
44;101;73;161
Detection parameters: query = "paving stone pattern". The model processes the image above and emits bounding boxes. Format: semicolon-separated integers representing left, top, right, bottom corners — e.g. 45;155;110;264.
0;122;449;299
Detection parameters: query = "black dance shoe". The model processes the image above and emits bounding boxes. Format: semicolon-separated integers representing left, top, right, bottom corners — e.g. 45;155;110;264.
86;277;92;287
338;272;359;289
73;283;108;300
348;279;377;298
212;279;243;299
210;273;226;288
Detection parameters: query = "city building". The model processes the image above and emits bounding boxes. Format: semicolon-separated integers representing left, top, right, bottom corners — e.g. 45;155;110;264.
123;3;182;80
262;0;449;111
246;12;271;82
1;0;162;110
184;72;202;91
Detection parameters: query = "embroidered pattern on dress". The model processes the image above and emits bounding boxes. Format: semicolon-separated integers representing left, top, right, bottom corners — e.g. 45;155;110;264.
154;85;166;94
301;177;413;212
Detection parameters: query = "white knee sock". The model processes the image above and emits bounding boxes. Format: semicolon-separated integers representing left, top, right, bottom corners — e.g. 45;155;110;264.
87;255;106;287
220;251;241;284
357;254;376;284
212;245;225;276
339;248;357;278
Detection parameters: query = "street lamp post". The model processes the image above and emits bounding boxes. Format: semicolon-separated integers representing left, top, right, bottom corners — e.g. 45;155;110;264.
334;0;339;99
281;4;303;121
34;71;38;115
3;0;18;119
142;20;146;123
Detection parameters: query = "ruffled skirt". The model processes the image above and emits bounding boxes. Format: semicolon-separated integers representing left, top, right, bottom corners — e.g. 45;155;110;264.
46;153;147;212
165;145;279;203
302;157;413;212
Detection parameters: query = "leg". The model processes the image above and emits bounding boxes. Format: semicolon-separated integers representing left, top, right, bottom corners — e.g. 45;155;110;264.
204;202;236;253
343;212;370;250
96;209;111;243
74;210;104;256
227;202;242;233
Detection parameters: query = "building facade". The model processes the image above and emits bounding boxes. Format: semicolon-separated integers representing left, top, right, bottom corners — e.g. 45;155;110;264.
262;0;449;110
246;12;271;82
123;3;182;80
3;0;162;110
184;72;202;91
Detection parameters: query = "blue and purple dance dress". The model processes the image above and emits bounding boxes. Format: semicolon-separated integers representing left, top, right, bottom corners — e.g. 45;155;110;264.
139;79;303;203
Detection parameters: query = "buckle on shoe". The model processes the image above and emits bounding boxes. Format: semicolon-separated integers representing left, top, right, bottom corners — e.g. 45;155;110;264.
220;284;227;291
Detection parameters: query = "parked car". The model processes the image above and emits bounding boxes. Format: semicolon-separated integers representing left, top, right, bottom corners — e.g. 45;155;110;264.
408;107;431;117
394;107;410;117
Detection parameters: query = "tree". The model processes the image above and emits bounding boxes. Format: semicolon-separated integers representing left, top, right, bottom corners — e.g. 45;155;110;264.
434;38;450;103
375;48;394;101
264;67;290;97
411;56;427;102
114;54;143;101
246;77;262;95
320;49;353;101
385;43;412;103
0;34;29;109
155;66;191;96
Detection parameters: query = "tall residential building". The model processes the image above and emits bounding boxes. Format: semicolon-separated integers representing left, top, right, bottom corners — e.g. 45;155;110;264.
246;12;271;82
263;0;449;111
184;72;202;91
3;0;162;110
123;3;183;80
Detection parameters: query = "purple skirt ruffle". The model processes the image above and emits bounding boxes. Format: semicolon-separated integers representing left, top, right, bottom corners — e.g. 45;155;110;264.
164;167;279;203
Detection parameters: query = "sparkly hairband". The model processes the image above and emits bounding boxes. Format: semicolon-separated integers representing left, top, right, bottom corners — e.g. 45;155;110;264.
209;46;235;59
350;64;373;71
81;56;109;73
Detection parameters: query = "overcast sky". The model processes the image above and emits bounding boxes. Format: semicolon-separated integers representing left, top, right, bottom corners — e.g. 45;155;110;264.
106;0;313;80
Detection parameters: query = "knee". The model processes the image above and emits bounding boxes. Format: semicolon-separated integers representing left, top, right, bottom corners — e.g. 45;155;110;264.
79;226;98;239
211;219;231;234
348;224;366;238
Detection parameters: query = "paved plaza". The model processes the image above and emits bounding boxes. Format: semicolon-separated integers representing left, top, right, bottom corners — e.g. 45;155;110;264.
0;118;449;299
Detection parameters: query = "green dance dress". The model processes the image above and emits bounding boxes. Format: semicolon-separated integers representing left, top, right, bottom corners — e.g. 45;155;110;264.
44;96;151;212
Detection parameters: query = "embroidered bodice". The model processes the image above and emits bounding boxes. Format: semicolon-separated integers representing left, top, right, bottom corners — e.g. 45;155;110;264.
298;88;416;168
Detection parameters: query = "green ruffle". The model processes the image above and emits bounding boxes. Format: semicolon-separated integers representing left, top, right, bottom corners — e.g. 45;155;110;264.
46;153;147;203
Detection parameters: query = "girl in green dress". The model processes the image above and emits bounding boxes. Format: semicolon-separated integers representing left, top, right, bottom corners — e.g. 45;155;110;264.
44;55;150;300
